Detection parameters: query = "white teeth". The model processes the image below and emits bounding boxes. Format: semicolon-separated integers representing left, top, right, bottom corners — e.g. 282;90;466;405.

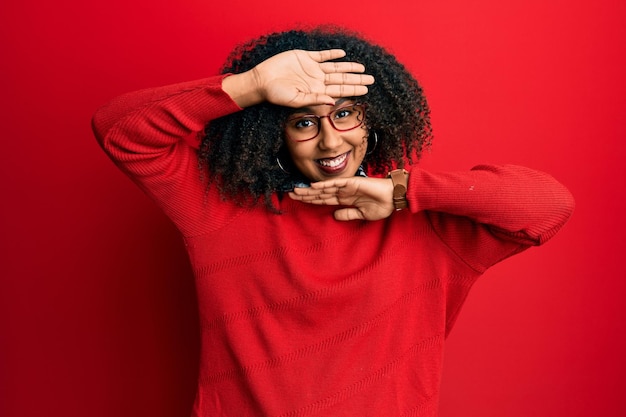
318;153;348;168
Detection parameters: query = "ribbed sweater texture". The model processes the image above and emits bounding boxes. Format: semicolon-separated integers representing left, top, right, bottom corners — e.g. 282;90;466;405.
92;76;575;417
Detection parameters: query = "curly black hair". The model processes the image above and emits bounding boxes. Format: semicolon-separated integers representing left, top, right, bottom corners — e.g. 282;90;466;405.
199;25;432;209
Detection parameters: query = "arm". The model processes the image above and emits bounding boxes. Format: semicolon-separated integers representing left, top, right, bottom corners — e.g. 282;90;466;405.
222;49;374;108
92;50;375;235
409;164;575;246
411;165;574;271
92;76;243;235
289;164;574;269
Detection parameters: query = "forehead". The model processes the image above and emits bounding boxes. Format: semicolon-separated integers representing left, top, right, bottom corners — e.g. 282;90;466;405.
289;98;355;115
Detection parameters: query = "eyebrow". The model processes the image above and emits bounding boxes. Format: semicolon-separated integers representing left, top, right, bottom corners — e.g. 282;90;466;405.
290;98;352;115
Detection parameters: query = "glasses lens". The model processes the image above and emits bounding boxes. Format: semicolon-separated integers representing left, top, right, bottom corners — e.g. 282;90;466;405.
285;103;365;142
285;115;319;142
330;104;364;130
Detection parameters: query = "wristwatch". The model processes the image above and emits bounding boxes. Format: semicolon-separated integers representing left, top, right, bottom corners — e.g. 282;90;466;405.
387;169;408;210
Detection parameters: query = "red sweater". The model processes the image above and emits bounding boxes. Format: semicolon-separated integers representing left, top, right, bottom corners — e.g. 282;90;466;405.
92;76;574;417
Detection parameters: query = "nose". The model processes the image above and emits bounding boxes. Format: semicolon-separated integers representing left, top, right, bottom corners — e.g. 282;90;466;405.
317;118;343;151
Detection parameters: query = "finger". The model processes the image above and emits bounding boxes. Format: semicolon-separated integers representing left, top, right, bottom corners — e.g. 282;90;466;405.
324;72;375;86
320;62;366;74
289;191;343;205
312;197;341;205
324;85;370;98
333;208;365;221
289;189;327;199
309;179;347;190
294;182;341;194
290;188;315;196
293;194;328;202
288;193;312;202
299;196;342;205
301;193;342;203
292;91;337;107
308;186;342;195
310;49;347;62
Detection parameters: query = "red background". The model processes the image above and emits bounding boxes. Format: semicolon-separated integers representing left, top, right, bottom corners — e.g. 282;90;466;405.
2;1;625;416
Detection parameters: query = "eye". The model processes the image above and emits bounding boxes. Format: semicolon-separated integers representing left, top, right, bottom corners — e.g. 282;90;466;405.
334;108;353;120
291;117;317;129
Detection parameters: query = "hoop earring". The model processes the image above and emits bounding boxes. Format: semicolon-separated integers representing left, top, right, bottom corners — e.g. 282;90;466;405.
276;156;290;174
366;131;378;156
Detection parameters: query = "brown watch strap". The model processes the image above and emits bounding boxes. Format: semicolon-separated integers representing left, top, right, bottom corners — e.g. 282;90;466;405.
388;169;408;210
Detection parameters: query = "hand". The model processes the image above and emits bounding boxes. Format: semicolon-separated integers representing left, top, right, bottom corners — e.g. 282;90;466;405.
252;49;375;107
289;176;395;221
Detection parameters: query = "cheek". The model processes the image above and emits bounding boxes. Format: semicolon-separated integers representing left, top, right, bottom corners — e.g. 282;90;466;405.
286;142;313;165
356;127;369;155
360;137;368;152
356;135;368;157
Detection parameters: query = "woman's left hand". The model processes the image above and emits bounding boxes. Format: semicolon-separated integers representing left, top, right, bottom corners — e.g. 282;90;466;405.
289;177;396;221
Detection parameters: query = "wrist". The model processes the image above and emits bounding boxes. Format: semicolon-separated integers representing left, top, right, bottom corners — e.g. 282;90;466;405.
222;70;264;108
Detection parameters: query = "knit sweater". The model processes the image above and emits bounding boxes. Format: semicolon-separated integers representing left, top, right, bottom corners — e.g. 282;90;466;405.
92;76;574;417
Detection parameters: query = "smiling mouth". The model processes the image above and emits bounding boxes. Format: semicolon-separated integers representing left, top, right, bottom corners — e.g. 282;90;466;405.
317;151;349;168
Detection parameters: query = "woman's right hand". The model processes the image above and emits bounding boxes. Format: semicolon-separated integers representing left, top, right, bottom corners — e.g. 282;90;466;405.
222;49;375;108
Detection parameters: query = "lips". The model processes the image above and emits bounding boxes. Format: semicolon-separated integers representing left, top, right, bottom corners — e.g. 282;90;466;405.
316;151;350;174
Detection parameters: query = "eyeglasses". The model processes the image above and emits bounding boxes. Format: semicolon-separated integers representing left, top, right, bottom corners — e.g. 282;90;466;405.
284;102;366;142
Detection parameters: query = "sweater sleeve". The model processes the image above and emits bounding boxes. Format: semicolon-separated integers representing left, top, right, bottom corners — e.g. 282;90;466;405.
407;164;575;273
91;76;243;236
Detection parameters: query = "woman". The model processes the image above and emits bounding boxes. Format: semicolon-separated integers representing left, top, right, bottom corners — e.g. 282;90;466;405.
93;27;574;417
